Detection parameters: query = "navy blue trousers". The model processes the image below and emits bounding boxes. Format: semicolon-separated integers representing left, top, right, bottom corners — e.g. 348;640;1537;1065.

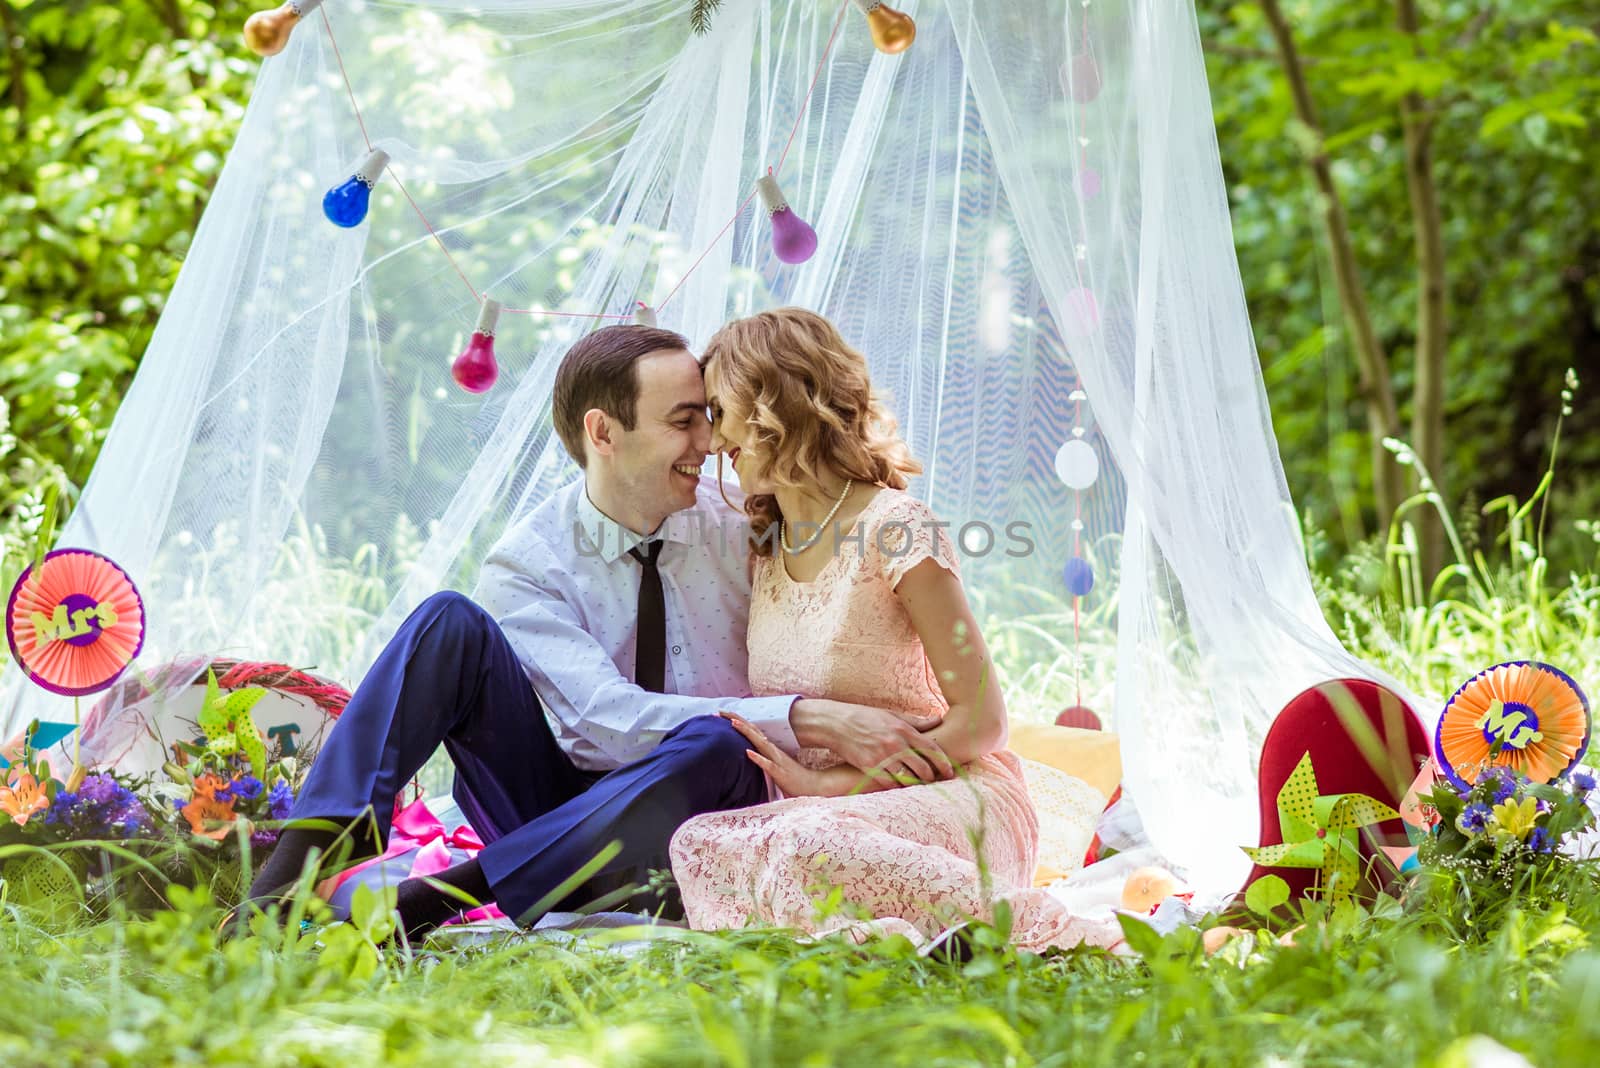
291;591;766;923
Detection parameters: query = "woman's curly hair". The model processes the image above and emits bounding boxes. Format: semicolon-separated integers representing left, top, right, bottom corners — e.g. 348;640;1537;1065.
700;307;921;556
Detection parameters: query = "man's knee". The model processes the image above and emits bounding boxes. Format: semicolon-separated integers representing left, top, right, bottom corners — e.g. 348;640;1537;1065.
418;590;493;636
662;716;763;798
667;715;747;762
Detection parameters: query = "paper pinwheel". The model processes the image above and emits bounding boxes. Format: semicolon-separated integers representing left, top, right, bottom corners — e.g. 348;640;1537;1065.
6;548;144;697
1435;661;1590;790
1242;752;1401;902
197;669;269;782
0;720;80;770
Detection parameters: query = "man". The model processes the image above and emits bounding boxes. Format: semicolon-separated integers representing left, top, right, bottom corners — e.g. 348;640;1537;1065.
241;324;953;939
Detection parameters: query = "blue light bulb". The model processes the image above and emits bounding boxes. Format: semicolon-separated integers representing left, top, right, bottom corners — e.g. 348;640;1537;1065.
323;148;389;229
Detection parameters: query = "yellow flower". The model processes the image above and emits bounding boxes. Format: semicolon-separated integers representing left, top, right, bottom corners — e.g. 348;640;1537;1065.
1491;796;1540;841
0;768;50;827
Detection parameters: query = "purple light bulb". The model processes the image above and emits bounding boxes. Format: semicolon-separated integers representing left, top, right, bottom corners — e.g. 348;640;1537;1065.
757;174;818;265
452;299;501;394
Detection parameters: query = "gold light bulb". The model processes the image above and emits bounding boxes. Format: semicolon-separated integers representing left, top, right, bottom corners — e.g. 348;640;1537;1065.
850;0;916;55
243;0;322;58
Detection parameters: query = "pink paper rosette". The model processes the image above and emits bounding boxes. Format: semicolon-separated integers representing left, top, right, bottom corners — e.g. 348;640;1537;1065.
6;549;145;697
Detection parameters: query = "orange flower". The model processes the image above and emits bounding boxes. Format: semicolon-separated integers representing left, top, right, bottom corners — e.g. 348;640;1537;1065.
0;768;50;827
181;793;239;840
190;773;229;801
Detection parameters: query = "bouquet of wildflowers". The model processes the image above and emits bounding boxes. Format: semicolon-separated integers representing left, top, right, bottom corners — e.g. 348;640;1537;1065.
1415;764;1598;912
158;669;303;855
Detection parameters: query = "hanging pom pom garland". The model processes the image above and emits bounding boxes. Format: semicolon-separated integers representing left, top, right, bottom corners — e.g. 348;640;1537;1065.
323;149;389;229
849;0;916;54
632;303;659;328
1055;388;1099;725
452;299;502;394
756;174;819;265
243;0;322;57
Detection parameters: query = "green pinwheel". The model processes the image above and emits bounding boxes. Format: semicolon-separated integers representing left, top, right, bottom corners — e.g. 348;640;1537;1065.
197;669;269;782
1242;752;1401;901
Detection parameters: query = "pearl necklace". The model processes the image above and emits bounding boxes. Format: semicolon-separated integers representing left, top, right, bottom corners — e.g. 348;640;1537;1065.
781;479;854;555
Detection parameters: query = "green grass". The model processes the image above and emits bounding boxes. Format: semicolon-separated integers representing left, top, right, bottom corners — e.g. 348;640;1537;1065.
4;878;1600;1066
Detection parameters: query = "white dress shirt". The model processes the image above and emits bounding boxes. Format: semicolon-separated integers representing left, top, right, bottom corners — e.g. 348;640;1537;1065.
473;475;798;771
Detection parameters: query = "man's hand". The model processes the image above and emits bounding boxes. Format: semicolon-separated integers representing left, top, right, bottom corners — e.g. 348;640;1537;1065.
788;698;955;784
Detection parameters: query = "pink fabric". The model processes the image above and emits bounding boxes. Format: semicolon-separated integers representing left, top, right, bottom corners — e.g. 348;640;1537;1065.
671;489;1122;951
323;797;505;923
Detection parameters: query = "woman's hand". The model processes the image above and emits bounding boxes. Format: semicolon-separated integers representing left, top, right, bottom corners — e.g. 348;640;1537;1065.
719;713;829;796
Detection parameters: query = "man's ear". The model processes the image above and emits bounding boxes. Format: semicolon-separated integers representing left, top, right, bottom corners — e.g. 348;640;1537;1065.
583;408;616;461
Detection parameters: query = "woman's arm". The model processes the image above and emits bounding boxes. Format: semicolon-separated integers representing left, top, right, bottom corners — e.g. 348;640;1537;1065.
892;558;1008;767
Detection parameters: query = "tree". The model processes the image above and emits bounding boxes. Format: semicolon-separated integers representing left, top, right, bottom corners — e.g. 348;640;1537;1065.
1201;0;1600;574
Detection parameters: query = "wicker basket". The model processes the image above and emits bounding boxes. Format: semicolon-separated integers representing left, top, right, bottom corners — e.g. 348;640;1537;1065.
2;850;89;924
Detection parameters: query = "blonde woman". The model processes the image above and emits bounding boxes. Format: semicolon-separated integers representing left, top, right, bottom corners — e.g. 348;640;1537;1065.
668;308;1122;952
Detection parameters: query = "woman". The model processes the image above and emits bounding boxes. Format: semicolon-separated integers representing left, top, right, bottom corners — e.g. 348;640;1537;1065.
668;308;1122;952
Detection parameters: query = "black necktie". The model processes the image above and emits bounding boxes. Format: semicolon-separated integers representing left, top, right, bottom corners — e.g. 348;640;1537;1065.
628;539;666;692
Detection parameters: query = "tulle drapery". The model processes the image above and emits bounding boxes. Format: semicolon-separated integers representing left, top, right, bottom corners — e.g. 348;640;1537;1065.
3;0;1410;892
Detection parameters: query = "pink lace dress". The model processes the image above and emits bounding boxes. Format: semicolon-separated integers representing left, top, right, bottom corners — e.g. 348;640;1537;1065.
669;489;1123;951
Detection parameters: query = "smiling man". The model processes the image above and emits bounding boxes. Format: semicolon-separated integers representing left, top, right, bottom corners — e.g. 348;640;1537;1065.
239;324;945;939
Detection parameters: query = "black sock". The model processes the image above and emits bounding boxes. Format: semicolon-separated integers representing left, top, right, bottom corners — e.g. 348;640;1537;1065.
239;818;380;915
395;857;493;941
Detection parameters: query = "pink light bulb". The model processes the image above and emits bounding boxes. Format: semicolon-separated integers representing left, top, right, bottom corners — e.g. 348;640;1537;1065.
452;299;501;394
756;175;818;265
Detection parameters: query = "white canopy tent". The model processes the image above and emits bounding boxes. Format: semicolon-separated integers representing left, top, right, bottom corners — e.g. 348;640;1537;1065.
2;0;1407;892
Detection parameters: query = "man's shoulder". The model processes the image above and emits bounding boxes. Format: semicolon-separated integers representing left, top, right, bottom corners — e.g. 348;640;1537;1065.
491;479;583;560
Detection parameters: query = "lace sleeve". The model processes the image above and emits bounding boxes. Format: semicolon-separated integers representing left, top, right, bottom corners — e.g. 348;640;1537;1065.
871;493;961;589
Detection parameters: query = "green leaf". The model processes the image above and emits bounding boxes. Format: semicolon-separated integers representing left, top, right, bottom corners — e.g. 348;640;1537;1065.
1245;874;1291;916
1116;913;1165;958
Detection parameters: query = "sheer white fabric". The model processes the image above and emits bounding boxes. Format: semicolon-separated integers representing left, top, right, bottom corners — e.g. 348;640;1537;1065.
1;0;1413;892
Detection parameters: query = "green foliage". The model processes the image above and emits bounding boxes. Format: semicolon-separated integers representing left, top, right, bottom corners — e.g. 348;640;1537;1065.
1200;0;1600;566
0;0;258;577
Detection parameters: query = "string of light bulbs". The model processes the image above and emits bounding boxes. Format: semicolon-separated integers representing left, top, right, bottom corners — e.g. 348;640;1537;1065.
238;0;918;393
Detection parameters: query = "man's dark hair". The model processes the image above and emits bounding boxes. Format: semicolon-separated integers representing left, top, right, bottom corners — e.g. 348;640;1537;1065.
551;324;691;468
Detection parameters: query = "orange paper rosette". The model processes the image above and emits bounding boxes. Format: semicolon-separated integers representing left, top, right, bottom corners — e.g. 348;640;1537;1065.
1435;661;1590;789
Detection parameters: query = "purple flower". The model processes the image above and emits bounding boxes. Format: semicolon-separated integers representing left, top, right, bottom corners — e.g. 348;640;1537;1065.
1483;767;1516;804
43;774;152;838
1528;826;1554;854
232;775;264;801
1457;803;1492;835
78;774;122;806
267;781;294;821
45;791;81;822
1574;771;1596;794
249;828;280;850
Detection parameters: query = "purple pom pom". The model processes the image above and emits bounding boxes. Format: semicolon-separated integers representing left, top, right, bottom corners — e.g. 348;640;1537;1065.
1063;556;1095;597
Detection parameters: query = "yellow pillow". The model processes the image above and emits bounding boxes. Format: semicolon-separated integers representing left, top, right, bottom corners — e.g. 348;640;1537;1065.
1007;723;1121;803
